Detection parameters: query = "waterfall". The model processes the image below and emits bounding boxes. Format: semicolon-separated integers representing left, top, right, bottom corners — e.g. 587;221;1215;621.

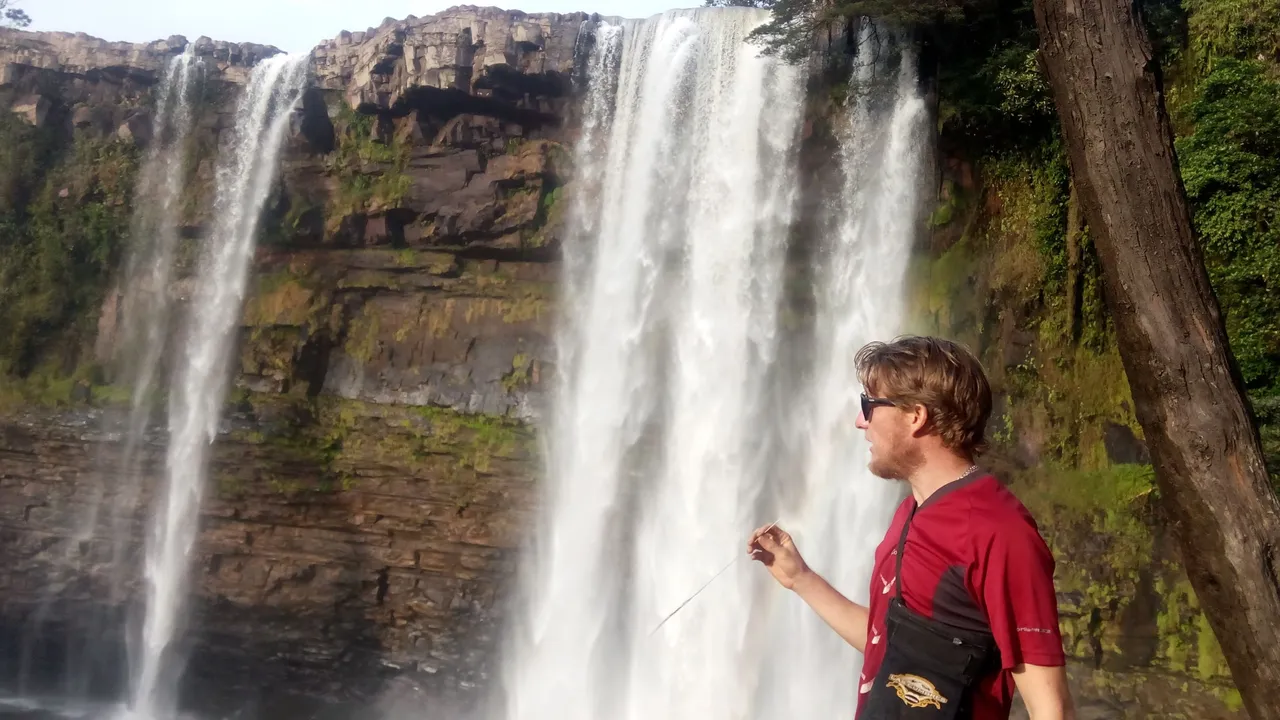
12;49;203;703
8;50;308;720
501;8;804;720
754;22;929;719
106;46;205;607
126;54;309;720
498;10;929;720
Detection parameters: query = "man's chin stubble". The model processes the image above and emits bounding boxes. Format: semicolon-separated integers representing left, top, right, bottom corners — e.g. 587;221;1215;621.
868;462;906;482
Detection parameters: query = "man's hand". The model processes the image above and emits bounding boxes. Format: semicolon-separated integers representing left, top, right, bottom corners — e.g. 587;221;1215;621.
747;524;811;589
1012;663;1075;720
747;524;870;652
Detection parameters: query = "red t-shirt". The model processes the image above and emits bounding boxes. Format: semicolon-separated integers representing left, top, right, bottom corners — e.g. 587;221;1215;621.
855;472;1065;719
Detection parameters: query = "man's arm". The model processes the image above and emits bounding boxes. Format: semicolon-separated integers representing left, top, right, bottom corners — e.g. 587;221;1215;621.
1012;663;1075;720
977;515;1075;720
749;526;871;653
792;570;870;652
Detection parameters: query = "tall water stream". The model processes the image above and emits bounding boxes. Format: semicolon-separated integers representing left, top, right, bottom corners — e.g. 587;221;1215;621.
128;54;309;720
10;48;206;710
5;51;308;720
499;10;929;720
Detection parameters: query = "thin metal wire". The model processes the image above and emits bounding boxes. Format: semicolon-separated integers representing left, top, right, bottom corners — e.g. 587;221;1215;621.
648;521;778;636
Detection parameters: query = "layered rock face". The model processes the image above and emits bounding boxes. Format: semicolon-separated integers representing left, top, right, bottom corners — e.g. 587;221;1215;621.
0;398;538;707
312;6;586;114
0;27;278;79
0;27;278;136
0;6;588;711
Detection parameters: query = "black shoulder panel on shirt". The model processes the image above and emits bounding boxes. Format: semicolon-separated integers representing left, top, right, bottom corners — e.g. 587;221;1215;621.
932;564;988;632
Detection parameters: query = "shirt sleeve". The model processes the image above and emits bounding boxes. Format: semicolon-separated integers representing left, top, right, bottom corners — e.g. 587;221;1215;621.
973;517;1066;669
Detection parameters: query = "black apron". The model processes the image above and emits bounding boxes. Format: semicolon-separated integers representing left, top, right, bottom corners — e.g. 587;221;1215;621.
858;503;1001;719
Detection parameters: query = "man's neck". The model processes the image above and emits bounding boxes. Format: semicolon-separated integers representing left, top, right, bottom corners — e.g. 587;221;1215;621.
906;454;978;505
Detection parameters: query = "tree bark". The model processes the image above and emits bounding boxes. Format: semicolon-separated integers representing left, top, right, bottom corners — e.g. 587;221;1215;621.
1031;1;1280;717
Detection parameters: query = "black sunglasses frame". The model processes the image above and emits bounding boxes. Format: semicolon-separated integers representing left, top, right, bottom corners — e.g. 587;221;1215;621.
860;392;896;420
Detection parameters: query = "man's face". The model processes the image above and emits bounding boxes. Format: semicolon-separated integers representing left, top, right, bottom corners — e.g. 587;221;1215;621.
855;389;923;481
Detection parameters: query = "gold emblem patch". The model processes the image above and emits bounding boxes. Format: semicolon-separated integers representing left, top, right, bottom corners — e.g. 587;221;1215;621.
886;673;948;710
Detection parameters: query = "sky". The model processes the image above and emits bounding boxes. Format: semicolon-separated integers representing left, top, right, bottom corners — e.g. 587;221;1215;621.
27;0;694;55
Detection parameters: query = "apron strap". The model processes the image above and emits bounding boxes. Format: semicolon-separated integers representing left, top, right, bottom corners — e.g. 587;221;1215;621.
893;501;917;603
893;466;980;604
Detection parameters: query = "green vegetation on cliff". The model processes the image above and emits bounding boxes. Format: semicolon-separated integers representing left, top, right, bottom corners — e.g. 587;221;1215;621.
890;0;1280;479
1175;59;1280;392
875;0;1280;709
0;111;138;395
220;391;532;498
326;103;412;230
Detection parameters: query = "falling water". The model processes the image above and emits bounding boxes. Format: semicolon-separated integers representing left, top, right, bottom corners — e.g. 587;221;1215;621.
104;46;206;602
756;22;930;719
12;48;203;703
127;53;308;720
502;8;804;720
500;10;929;720
99;47;208;634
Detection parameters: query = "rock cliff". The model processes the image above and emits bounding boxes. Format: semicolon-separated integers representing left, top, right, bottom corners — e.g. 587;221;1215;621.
0;28;279;78
311;6;586;115
0;6;588;711
0;397;537;707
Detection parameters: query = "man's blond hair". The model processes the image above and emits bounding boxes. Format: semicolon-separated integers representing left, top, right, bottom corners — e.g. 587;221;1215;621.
854;335;993;458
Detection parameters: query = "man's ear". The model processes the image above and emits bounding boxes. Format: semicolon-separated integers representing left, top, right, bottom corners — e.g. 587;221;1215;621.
906;403;930;436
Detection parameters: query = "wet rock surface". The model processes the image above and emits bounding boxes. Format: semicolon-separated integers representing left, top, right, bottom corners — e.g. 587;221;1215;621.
0;399;538;708
0;8;573;711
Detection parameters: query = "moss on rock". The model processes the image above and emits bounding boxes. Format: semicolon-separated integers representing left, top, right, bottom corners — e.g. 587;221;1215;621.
916;144;1241;707
223;390;534;500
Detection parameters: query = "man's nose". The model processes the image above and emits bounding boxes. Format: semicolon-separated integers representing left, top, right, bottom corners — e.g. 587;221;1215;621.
855;411;869;430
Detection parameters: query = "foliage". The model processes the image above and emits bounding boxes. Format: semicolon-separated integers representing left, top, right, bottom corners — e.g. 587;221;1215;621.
0;107;57;215
1185;0;1280;71
704;0;969;64
1251;394;1280;487
1175;58;1280;391
0;113;138;378
326;103;411;231
983;138;1071;291
926;0;1049;146
0;0;29;27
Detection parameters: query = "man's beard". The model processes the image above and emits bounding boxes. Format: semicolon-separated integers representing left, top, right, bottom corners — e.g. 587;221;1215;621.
868;436;924;481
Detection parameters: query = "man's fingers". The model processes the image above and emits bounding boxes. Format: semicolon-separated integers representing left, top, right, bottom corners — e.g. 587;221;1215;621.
748;523;791;558
748;523;774;543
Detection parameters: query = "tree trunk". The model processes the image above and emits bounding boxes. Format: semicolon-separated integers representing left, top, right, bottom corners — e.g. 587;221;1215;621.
1030;1;1280;717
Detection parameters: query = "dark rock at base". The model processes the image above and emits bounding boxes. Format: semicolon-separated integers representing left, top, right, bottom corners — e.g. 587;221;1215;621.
1103;421;1150;465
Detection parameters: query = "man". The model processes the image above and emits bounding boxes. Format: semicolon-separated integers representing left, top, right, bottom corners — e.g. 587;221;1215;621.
749;335;1075;719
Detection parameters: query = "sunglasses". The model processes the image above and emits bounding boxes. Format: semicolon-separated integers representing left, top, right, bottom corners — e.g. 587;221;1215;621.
860;393;896;420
